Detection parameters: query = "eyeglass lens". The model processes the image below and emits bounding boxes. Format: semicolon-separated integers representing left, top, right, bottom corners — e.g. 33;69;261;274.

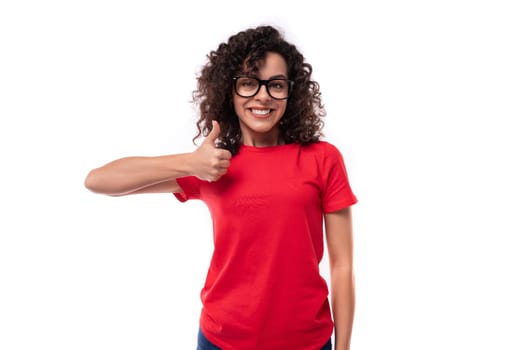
235;77;290;99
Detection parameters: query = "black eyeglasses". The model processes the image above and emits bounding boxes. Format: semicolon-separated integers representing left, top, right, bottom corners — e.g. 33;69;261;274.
233;76;294;100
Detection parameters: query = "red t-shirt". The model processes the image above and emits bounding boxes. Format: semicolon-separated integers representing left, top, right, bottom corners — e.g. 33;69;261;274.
175;141;357;350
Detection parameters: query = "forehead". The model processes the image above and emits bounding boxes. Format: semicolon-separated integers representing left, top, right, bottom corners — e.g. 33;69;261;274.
243;52;288;78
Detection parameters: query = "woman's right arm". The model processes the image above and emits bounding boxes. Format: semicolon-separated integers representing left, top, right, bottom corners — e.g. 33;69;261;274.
85;153;191;196
84;121;231;196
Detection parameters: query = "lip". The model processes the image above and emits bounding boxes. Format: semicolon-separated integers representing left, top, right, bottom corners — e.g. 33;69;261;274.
248;107;273;118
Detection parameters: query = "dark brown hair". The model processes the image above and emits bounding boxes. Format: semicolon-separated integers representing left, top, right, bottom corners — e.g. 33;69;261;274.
192;25;325;155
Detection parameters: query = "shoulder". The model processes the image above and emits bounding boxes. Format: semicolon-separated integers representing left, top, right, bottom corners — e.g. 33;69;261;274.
302;140;343;157
301;141;350;173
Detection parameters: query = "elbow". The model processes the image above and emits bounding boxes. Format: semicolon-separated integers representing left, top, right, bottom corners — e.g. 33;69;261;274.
84;169;100;193
329;257;354;276
84;169;126;196
84;168;113;195
330;263;353;275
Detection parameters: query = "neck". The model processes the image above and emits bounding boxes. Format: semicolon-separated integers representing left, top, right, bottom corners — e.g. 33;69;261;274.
242;136;284;147
242;131;283;147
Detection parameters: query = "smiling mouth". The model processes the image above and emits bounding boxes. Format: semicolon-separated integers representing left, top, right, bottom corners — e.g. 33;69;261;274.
250;108;271;116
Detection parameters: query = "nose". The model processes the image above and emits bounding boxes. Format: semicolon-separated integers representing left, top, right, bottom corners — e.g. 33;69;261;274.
254;82;272;101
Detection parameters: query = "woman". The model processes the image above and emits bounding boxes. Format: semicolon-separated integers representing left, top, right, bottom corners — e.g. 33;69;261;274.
85;25;357;350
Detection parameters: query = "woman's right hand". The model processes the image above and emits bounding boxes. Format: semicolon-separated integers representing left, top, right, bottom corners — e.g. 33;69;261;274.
190;121;232;182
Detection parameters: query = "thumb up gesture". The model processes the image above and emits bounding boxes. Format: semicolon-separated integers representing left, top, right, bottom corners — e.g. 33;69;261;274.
191;121;232;182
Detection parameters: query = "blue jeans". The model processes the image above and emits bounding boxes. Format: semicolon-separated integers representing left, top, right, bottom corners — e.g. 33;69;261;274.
197;328;332;350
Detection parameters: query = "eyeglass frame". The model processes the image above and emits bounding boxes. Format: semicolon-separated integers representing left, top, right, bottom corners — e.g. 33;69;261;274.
232;76;294;100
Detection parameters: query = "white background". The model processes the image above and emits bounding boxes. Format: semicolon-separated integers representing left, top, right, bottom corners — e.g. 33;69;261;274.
1;0;524;349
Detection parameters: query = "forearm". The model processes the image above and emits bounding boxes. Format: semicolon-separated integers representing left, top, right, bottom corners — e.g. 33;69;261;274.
331;266;355;350
84;153;192;195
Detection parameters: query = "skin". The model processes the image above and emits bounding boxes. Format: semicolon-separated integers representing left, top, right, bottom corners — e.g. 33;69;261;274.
84;52;355;350
233;52;289;147
326;207;355;350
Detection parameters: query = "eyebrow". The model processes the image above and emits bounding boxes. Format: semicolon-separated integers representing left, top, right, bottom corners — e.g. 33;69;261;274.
239;73;289;80
268;74;288;79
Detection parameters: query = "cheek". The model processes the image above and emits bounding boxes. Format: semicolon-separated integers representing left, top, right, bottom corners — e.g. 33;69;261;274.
278;102;288;116
232;96;244;115
233;103;242;117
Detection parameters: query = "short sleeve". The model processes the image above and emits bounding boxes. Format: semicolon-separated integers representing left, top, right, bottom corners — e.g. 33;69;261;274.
321;143;358;213
173;176;203;202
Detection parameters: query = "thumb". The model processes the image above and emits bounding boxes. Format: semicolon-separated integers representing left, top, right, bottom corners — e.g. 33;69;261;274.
204;120;221;145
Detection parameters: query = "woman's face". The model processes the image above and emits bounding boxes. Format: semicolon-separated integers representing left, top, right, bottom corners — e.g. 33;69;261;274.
233;52;289;146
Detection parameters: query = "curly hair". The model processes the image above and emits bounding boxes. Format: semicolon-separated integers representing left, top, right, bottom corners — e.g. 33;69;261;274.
192;25;325;155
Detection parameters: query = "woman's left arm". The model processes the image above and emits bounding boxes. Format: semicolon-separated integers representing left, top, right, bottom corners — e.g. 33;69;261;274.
325;206;355;350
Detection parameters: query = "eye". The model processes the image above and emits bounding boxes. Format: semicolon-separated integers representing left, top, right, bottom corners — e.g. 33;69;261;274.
238;78;258;88
268;80;286;90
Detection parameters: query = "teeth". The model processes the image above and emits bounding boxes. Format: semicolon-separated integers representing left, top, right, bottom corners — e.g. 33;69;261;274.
252;109;270;115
